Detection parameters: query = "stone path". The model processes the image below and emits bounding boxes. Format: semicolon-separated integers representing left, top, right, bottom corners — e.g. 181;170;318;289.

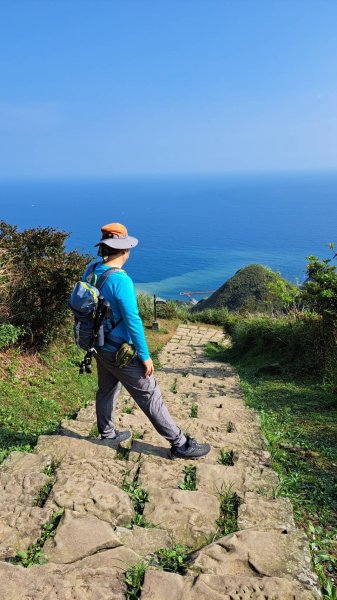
0;325;321;599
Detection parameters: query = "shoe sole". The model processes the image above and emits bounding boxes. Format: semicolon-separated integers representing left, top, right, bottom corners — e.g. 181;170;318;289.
100;433;131;446
170;450;210;460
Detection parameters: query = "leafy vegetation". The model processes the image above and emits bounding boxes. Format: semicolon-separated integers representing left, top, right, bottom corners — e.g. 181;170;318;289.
122;477;154;528
193;264;297;313
43;460;60;477
0;324;23;350
154;544;189;574
215;486;240;538
178;465;197;490
169;378;178;394
124;560;148;600
34;480;54;507
0;221;89;350
207;334;337;597
10;509;64;567
137;293;179;322
217;448;235;466
0;338;97;464
190;403;198;418
226;421;235;432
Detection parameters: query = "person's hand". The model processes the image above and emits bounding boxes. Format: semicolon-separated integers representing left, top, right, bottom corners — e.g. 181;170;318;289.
142;358;154;378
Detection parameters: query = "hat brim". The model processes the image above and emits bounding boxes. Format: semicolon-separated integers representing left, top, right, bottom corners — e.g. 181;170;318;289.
95;236;138;250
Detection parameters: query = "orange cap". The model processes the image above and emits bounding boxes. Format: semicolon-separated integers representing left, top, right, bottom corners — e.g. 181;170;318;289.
101;223;128;239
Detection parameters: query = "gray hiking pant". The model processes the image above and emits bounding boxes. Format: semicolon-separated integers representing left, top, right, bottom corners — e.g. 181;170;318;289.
94;349;186;447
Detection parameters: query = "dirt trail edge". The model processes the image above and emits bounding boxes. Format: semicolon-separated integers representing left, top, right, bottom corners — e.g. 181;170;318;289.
0;325;321;599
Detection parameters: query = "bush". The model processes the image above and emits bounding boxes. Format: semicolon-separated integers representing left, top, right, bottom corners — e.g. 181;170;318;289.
137;293;153;322
0;221;89;350
178;306;239;332
137;294;179;322
302;250;337;328
0;324;23;350
228;312;332;380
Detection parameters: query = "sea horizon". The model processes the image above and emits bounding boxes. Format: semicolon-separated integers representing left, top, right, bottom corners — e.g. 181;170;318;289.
1;170;336;300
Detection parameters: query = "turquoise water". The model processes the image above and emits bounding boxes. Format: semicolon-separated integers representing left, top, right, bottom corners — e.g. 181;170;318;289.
1;172;336;299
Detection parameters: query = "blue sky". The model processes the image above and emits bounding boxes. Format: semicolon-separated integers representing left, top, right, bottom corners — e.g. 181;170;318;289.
0;0;337;177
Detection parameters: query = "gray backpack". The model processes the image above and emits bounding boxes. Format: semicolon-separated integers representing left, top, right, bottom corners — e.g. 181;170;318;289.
68;262;121;353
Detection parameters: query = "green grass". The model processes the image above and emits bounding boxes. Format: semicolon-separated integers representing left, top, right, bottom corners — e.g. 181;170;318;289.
34;480;54;507
0;340;97;463
215;485;240;538
206;341;337;598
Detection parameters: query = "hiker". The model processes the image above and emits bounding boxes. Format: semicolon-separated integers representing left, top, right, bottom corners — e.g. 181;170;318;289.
82;222;210;460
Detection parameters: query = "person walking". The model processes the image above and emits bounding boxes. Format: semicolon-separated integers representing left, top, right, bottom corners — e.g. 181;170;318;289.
82;222;210;460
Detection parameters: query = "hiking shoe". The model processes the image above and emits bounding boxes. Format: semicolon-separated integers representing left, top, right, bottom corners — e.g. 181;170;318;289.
170;436;211;460
100;430;131;447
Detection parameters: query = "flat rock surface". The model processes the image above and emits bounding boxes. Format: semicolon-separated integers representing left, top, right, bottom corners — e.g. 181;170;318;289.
0;325;321;598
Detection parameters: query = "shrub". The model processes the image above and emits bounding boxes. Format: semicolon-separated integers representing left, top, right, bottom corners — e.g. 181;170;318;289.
0;323;23;349
302;250;337;334
229;312;327;377
137;293;153;322
137;293;179;322
178;306;238;332
0;221;89;350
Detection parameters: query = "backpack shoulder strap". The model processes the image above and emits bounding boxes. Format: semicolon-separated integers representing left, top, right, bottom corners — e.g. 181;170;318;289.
85;261;101;284
96;267;124;331
96;267;123;292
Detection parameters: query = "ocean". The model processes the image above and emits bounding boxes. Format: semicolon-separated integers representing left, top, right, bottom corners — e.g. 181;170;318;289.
0;172;336;300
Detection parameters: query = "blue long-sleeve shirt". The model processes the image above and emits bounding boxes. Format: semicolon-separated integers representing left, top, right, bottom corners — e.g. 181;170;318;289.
82;261;150;361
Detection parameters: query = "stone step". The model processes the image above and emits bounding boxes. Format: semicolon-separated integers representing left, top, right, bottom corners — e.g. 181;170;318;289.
0;324;320;599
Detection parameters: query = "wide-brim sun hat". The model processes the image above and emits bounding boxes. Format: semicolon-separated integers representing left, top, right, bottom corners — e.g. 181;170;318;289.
95;223;138;250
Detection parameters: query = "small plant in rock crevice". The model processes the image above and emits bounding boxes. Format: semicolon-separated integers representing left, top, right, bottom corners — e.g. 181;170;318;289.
215;486;240;538
226;421;236;433
88;424;99;438
34;480;54;507
178;465;197;491
43;460;60;477
170;379;178;394
190;403;199;418
154;544;189;574
217;448;235;466
10;508;64;567
124;560;148;599
123;475;154;529
115;446;131;461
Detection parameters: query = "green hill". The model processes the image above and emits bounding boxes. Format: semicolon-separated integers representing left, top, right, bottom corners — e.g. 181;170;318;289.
193;264;295;313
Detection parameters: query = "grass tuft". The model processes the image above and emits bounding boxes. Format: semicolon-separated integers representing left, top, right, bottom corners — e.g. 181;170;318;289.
190;403;198;418
215;486;240;538
217;449;235;466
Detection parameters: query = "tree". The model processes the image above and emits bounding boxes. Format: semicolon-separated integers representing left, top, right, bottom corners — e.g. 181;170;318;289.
0;221;90;350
